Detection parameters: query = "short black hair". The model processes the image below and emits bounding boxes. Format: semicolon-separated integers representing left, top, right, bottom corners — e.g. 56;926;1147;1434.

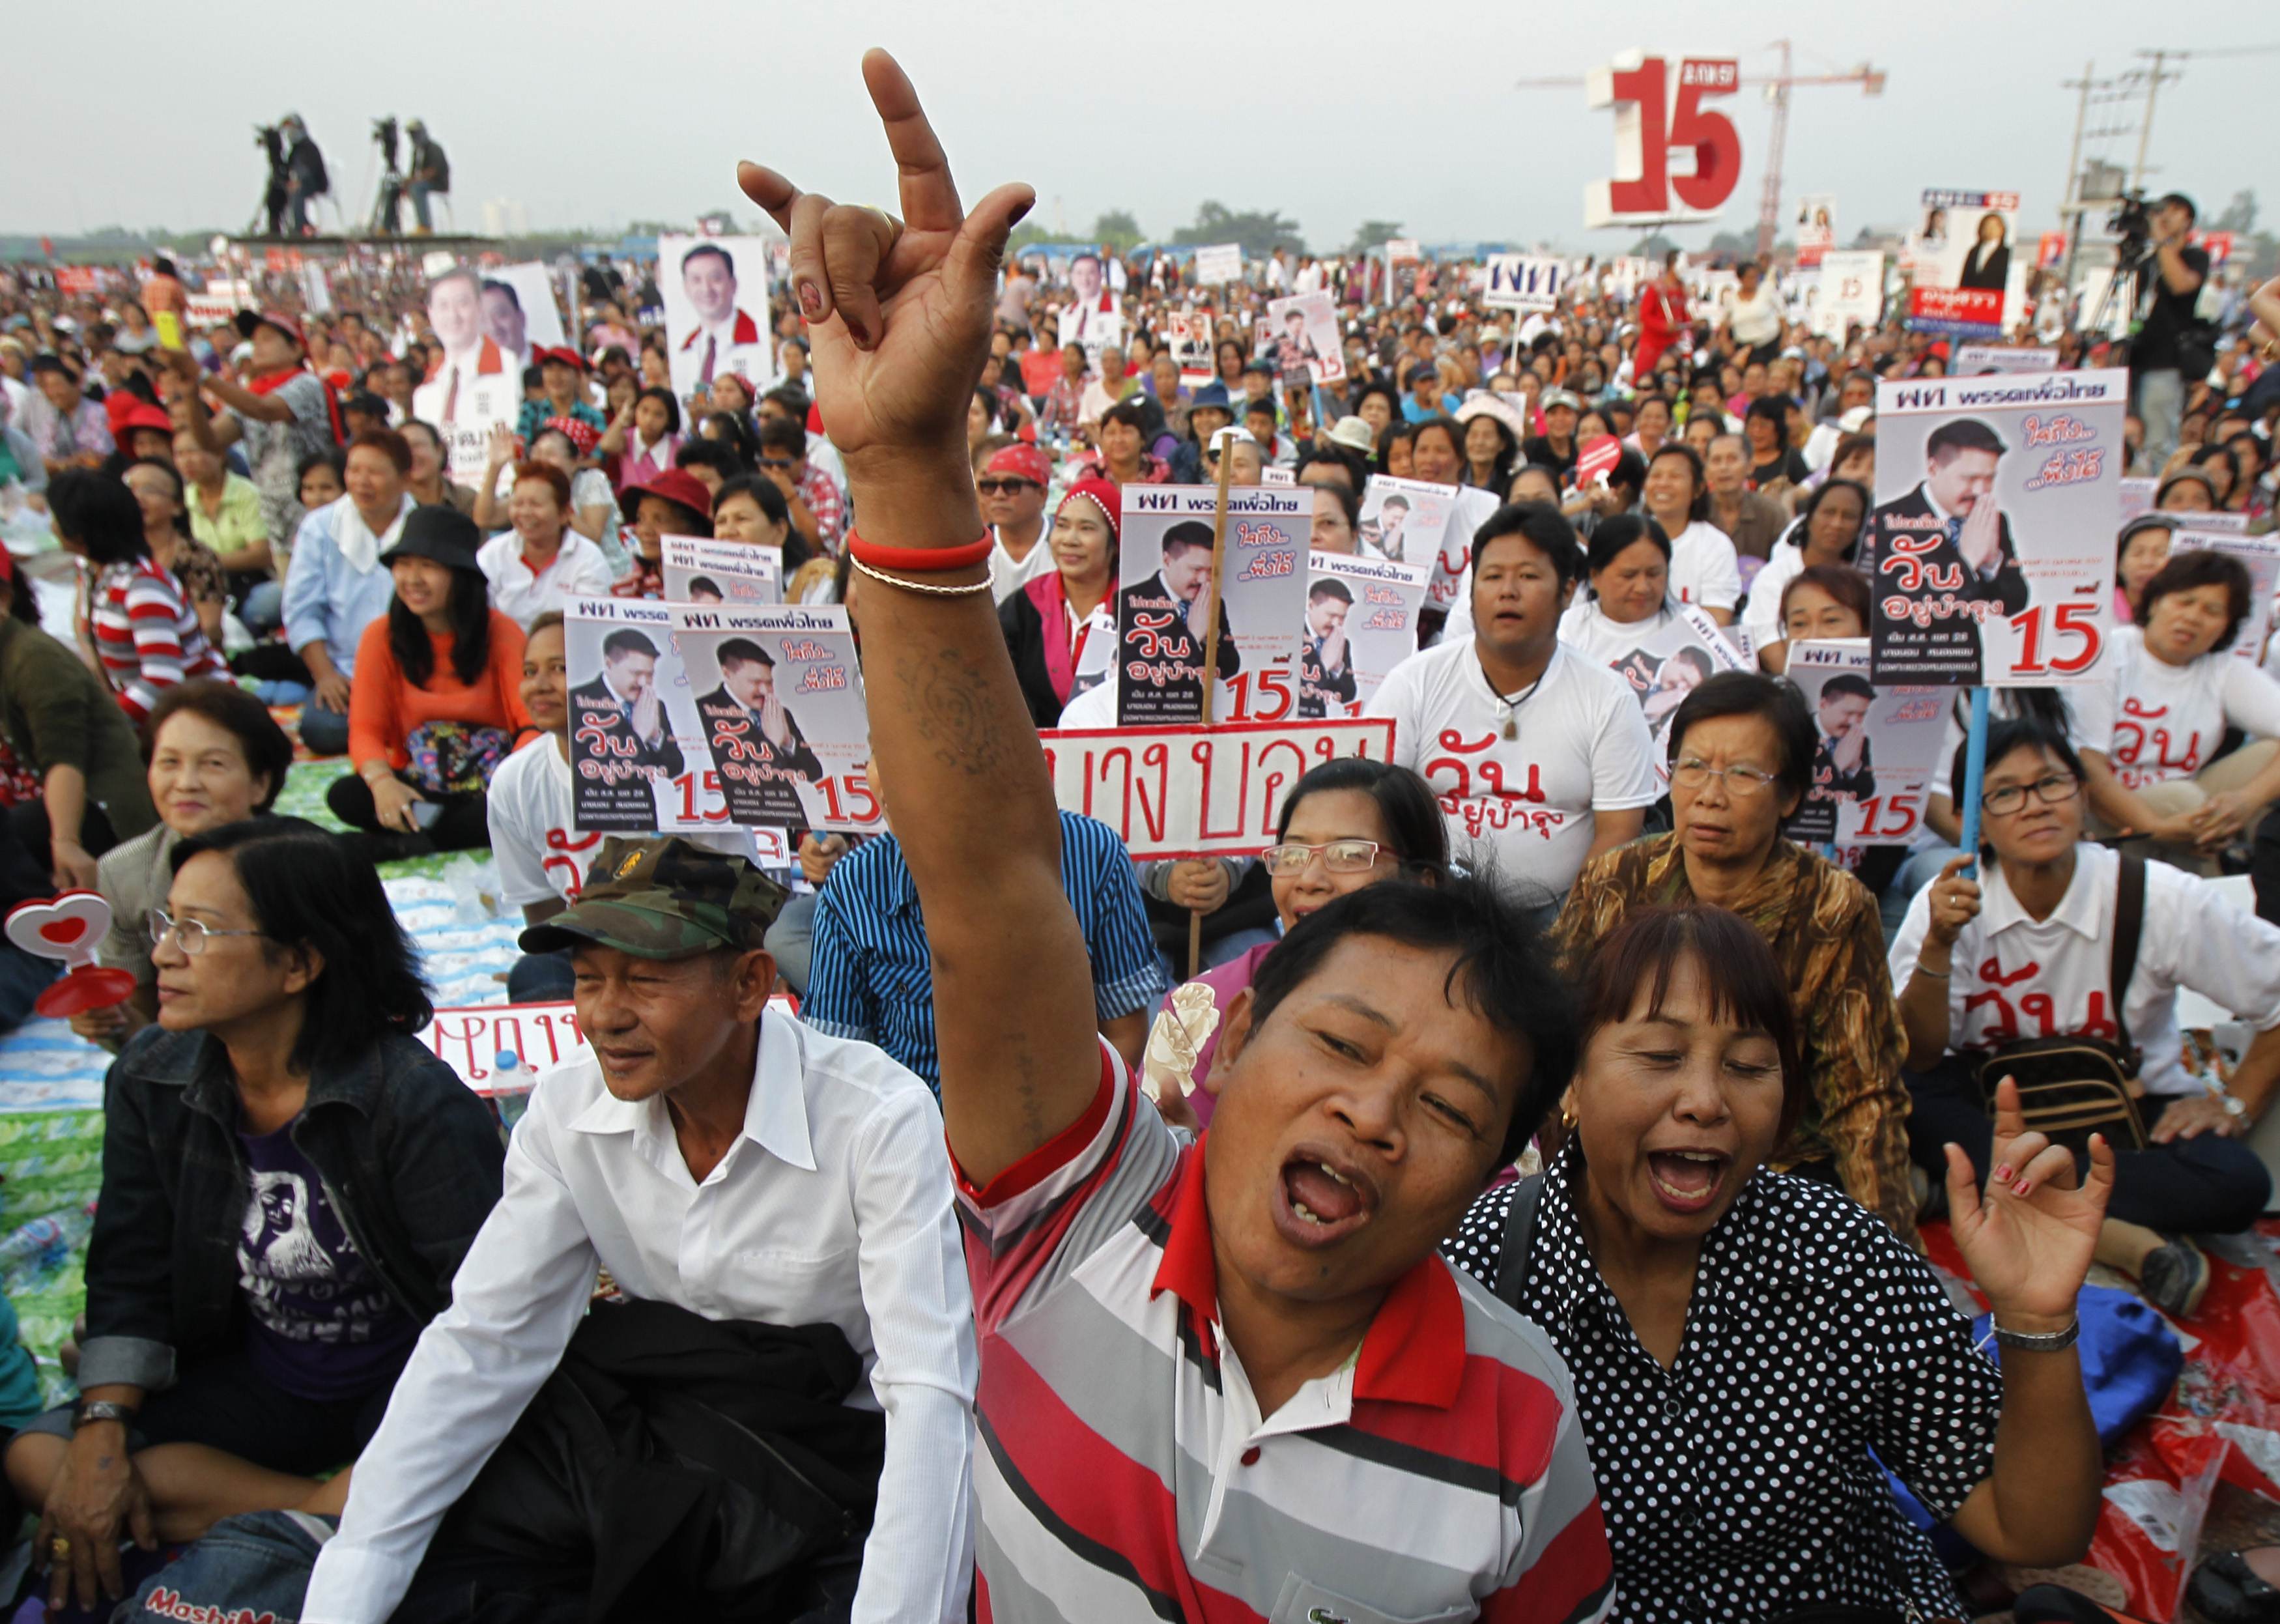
1959;715;2085;837
1666;671;1816;802
1380;493;1412;513
1586;513;1670;577
756;415;808;457
675;437;743;479
170;819;434;1076
1308;577;1353;605
2140;547;2253;652
1821;672;1877;703
1926;418;2006;461
47;469;148;566
1102;398;1151;434
718;636;773;669
141;680;294;812
2157;192;2197;225
636;386;681;434
1274;757;1449;875
601;628;659;661
687;575;723;598
680;242;735;277
1648;442;1709;520
713;473;790;527
1472;502;1584;591
1163;520;1215;556
1248;874;1574;1165
481;278;522;311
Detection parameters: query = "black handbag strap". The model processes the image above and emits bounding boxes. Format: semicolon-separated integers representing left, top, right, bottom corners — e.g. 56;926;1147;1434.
2109;853;2145;1067
1490;1174;1545;1307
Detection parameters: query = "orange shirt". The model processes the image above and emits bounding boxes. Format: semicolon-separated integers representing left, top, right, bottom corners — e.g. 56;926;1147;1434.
348;612;532;772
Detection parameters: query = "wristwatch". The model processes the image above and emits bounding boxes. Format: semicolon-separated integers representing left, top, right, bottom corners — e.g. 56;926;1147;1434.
71;1401;134;1431
1991;1318;2080;1354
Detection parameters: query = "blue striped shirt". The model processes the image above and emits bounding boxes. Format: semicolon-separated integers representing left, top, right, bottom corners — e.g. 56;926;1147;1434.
803;810;1165;1089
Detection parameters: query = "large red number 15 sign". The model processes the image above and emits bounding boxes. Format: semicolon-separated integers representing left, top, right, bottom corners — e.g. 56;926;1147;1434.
1584;53;1743;227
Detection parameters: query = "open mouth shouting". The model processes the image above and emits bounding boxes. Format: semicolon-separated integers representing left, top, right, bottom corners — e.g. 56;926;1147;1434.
1274;1145;1380;1248
1644;1146;1731;1216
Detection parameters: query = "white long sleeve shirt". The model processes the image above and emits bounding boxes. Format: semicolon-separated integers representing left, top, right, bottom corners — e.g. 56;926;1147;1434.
302;1012;977;1623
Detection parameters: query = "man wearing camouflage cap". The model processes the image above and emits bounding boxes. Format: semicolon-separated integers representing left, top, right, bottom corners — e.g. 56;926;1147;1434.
306;837;978;1623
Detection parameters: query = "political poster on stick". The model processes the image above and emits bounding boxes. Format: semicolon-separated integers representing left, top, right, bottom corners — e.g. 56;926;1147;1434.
410;266;521;489
1784;640;1949;846
1795;195;1837;267
662;535;782;606
1301;552;1431;717
1812;251;1884;342
561;598;750;844
1037;718;1397;860
659;235;778;401
1114;485;1307;727
676;603;878;834
1482;254;1567;312
1191;243;1243;285
2171;532;2280;663
485;263;567;355
1263;292;1344;386
1165;309;1218;386
1866;369;2124;687
1906;189;2021;336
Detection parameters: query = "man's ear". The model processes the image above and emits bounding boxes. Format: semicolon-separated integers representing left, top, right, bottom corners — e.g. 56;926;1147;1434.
732;947;776;1020
1214;987;1259;1085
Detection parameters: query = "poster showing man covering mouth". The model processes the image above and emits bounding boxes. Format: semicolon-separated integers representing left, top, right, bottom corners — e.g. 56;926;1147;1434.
1115;485;1307;726
1785;638;1950;846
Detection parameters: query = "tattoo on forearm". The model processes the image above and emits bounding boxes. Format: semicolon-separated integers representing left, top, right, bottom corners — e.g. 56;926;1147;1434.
894;644;1010;777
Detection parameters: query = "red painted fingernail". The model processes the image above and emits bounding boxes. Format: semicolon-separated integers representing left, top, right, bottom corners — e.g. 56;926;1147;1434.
797;281;823;320
2012;1179;2032;1196
1993;1164;2012;1182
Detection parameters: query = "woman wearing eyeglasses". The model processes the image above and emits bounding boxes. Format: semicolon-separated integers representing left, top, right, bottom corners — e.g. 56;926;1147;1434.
3;820;505;1614
1554;671;1922;1246
1892;715;2279;1316
1144;758;1449;1127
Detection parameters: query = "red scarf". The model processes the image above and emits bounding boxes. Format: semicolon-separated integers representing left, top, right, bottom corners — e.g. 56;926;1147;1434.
1022;569;1081;705
247;363;345;446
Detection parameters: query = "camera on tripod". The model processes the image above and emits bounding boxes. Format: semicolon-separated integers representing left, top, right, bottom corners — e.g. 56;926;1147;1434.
2107;189;2153;266
373;116;401;175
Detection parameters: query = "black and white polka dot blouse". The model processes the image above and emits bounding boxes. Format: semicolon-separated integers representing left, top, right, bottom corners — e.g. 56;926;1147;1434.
1444;1144;2001;1624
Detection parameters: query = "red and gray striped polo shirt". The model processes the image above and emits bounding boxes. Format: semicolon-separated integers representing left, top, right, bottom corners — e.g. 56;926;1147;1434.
955;1046;1616;1624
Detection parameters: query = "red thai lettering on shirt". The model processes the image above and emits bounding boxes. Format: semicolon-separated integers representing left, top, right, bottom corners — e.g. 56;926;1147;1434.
2112;695;2201;788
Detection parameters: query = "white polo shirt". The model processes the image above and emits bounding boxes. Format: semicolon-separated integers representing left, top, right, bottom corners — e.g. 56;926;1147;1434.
476;530;619;631
1668;519;1743;614
1889;842;2280;1097
304;1012;978;1624
1368;639;1661;894
2068;626;2280;790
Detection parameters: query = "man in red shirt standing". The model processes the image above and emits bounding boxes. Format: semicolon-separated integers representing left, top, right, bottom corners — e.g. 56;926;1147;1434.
1633;250;1690;380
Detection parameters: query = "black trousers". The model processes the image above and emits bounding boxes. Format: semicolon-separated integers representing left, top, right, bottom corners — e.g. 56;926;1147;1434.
326;772;492;853
1906;1055;2272;1234
5;797;120;877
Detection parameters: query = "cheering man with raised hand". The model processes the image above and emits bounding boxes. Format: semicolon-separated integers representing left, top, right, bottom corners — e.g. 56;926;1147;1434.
740;51;1614;1624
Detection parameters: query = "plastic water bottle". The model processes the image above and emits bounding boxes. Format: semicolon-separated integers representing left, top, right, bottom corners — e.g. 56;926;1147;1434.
0;1203;95;1277
492;1049;523;1085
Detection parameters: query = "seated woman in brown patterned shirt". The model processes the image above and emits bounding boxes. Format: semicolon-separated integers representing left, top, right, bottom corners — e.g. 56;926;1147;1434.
1551;670;1920;1246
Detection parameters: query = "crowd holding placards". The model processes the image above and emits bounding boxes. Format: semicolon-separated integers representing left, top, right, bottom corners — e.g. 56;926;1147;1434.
5;53;2280;1623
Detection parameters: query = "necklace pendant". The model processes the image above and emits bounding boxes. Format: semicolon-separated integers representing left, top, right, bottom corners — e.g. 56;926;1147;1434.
1503;717;1518;741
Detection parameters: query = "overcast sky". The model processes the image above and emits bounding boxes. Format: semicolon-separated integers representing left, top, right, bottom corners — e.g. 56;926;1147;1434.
7;1;2264;249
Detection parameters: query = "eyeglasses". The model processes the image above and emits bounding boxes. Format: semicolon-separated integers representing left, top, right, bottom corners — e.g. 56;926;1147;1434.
1261;840;1386;877
975;478;1038;495
1981;774;2081;816
148;907;268;957
1670;758;1780;797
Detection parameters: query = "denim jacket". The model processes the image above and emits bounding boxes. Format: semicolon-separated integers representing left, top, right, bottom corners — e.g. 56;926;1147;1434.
79;1025;507;1393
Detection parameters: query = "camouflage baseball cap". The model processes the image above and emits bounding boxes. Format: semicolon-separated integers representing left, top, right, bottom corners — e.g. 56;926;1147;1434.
518;836;788;961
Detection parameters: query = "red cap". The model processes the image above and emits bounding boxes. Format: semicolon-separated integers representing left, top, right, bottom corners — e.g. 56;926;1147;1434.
117;400;177;438
618;467;715;526
104;390;141;434
533;345;588;372
1056;476;1122;541
984;443;1051;487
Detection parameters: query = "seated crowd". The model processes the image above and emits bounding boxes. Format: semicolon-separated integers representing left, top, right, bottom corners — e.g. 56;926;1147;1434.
0;68;2277;1624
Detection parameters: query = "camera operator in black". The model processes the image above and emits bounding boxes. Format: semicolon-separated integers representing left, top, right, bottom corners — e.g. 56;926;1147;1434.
380;119;450;236
2132;193;2210;474
279;114;328;235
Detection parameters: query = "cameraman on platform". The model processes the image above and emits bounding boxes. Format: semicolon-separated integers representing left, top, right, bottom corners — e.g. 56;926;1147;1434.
384;119;450;236
280;113;329;235
2133;192;2210;472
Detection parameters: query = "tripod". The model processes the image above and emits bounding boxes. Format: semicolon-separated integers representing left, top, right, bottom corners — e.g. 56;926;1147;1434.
245;126;289;237
2083;238;2149;347
367;117;405;236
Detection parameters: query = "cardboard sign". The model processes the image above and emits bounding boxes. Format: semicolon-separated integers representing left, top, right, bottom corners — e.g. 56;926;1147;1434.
1165;309;1218;386
564;598;878;835
1868;369;2124;687
1302;551;1431;716
659;235;780;400
418;996;798;1090
2173;532;2280;662
661;535;782;606
1906;188;2021;337
1954;344;2057;375
1601;602;1750;773
1483;254;1567;313
1263;292;1344;386
487;261;569;354
1115;485;1307;726
1038;718;1397;859
410;265;521;489
1575;434;1624;488
1795;194;1837;268
1785;639;1949;845
1192;244;1244;285
1813;250;1885;342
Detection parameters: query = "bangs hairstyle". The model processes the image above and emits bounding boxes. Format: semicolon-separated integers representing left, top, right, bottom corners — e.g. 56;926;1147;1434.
170;819;434;1074
1247;873;1576;1165
1576;906;1808;1143
2139;547;2252;652
1954;716;2086;851
1274;758;1450;876
1780;562;1872;631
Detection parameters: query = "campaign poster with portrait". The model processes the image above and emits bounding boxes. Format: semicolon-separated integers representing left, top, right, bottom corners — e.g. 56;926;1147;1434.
1795;194;1838;268
1165;309;1218;386
1906;188;2021;336
410;265;522;489
1263;292;1344;388
1356;476;1453;571
562;598;736;838
1811;251;1884;343
483;263;567;356
659;235;779;403
1785;639;1950;845
1867;368;2124;687
662;535;783;606
676;603;879;834
1114;485;1307;727
1302;552;1430;717
1601;603;1750;775
2172;532;2280;664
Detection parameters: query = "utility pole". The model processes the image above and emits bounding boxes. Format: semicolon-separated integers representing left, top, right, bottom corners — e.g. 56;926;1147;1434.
2129;50;2171;193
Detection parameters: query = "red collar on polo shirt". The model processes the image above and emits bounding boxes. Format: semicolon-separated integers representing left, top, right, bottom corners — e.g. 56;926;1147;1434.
1147;1132;1469;1410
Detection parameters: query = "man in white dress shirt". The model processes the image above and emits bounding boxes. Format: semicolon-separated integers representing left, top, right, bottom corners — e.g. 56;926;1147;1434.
302;837;977;1624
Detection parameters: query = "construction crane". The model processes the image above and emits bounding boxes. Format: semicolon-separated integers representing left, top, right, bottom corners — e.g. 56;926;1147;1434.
1517;42;1885;256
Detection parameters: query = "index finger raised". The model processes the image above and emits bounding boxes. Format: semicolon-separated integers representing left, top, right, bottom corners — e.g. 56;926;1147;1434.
860;48;963;233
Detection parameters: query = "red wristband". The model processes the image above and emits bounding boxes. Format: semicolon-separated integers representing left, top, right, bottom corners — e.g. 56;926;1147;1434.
844;530;994;573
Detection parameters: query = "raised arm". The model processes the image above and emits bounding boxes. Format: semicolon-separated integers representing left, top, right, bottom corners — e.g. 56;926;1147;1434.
737;52;1098;1188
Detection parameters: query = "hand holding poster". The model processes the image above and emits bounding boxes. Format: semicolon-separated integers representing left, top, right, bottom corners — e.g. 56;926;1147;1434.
1115;485;1307;726
1868;369;2123;687
1785;639;1949;844
1263;292;1344;386
1907;189;2021;336
1300;552;1430;717
662;535;782;605
660;235;779;401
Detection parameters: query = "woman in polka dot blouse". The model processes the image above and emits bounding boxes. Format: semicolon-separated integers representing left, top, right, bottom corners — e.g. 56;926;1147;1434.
1446;906;2111;1623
